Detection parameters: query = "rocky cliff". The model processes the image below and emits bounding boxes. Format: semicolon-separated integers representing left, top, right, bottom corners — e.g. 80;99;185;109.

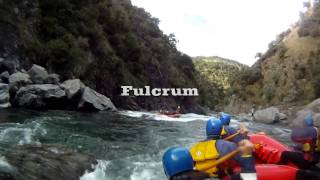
0;0;202;112
230;1;320;108
193;56;248;108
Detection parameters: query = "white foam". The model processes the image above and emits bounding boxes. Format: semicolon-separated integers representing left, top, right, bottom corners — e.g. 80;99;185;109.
130;161;164;180
0;121;46;145
80;160;111;180
119;110;212;122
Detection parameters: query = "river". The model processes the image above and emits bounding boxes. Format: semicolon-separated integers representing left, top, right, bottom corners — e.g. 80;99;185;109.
0;109;292;180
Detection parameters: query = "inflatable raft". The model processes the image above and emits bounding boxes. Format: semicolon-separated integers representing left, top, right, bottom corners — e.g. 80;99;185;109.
249;133;292;164
156;112;181;118
225;133;299;180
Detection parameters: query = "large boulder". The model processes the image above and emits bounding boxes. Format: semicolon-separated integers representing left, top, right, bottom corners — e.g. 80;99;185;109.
254;107;280;124
8;72;32;100
45;74;60;84
9;72;31;85
27;64;49;84
304;98;320;112
61;79;84;99
13;84;66;109
291;109;313;127
0;83;10;108
291;98;320;127
5;144;97;180
78;87;116;111
278;113;287;120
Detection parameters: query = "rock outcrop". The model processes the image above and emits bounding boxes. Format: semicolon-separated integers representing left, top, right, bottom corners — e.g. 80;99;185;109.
0;63;116;112
5;144;97;180
61;79;84;99
27;64;49;84
13;84;66;109
291;98;320;127
254;107;281;124
9;73;31;85
78;87;116;111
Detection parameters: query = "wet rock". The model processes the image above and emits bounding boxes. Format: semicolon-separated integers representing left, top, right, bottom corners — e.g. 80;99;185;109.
291;98;320;127
304;98;320;113
9;72;31;85
61;79;84;99
254;107;280;124
27;64;49;84
78;87;116;111
5;144;97;180
291;110;313;127
13;84;66;109
45;74;60;84
0;83;10;108
278;113;287;120
0;71;10;83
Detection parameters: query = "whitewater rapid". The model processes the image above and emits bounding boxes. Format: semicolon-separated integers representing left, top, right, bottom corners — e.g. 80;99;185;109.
0;110;292;180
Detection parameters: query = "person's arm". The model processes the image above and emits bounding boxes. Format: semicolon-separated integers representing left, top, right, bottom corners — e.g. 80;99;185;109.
224;126;248;144
216;140;256;173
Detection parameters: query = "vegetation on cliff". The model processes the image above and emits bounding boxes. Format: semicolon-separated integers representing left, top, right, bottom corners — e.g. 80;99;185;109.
0;0;204;111
230;1;320;106
193;56;249;107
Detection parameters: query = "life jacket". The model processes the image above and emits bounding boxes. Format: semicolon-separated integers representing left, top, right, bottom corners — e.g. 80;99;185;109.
190;140;220;177
301;127;320;153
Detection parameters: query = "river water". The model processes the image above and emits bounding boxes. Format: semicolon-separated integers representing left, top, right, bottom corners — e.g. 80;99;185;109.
0;109;292;180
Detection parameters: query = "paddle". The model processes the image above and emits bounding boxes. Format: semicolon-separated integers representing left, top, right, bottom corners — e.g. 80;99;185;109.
224;132;241;141
209;148;241;167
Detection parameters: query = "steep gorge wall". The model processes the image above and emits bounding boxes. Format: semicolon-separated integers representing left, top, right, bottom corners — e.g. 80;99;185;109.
0;0;204;112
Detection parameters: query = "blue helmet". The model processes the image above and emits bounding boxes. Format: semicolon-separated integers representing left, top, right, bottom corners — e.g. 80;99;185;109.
304;113;314;127
220;112;231;125
162;146;194;178
206;118;223;138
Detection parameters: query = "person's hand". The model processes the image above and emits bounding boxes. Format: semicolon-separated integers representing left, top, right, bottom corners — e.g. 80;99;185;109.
238;123;249;135
238;139;254;156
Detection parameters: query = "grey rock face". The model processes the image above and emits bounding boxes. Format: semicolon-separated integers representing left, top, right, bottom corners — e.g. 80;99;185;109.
291;98;320;127
14;84;66;109
9;73;31;85
78;87;116;111
61;79;84;99
45;74;60;84
27;64;49;84
254;107;280;124
5;144;97;180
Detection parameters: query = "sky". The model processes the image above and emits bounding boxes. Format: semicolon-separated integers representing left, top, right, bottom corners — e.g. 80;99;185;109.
131;0;308;65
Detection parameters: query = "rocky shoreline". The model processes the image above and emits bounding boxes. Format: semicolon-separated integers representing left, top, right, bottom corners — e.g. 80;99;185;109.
0;144;98;180
0;60;116;112
229;97;320;127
